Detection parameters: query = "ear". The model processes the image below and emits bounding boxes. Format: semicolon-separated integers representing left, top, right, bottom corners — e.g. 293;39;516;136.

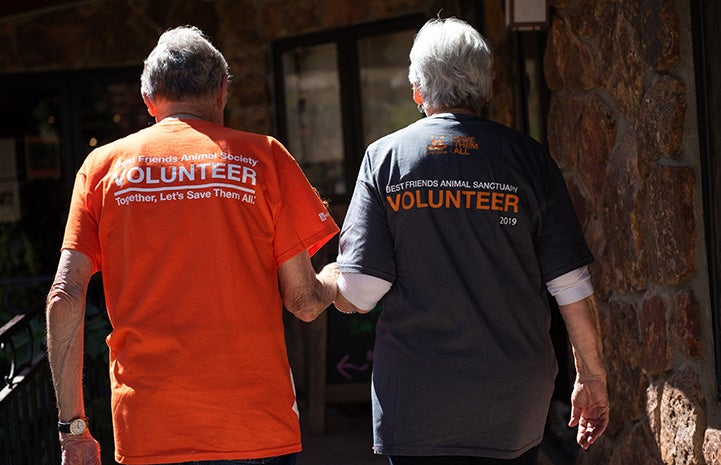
217;75;229;109
412;83;424;105
142;94;157;117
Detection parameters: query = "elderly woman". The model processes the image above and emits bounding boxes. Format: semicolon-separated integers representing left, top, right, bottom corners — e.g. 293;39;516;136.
334;17;609;465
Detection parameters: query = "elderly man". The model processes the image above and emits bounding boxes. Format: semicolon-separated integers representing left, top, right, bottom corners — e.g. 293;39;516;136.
46;26;338;465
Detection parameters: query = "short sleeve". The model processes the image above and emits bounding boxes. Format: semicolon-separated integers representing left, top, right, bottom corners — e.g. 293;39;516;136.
61;162;102;273
272;143;339;266
535;153;594;282
337;154;396;282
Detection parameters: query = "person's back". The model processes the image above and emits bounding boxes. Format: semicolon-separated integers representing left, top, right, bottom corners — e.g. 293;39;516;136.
79;119;332;461
46;26;339;465
343;111;589;458
334;17;609;465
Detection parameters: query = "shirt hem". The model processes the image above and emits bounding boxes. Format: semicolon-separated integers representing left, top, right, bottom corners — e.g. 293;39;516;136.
373;438;542;460
115;443;302;464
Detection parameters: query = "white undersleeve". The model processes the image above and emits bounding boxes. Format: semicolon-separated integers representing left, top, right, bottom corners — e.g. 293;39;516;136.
337;272;393;311
546;265;594;305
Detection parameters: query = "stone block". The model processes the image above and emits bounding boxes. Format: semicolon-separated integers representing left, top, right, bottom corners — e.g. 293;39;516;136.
659;367;707;465
636;0;680;70
647;379;662;440
579;95;615;211
605;298;645;437
569;0;617;42
544;17;603;91
639;74;687;159
607;15;645;118
564;0;616;73
639;293;670;375
704;428;721;465
671;288;702;359
600;130;645;292
547;91;585;169
609;422;664;465
638;166;696;285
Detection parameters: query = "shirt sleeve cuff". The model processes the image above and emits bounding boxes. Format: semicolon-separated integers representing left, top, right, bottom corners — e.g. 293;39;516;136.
546;265;594;305
337;272;393;311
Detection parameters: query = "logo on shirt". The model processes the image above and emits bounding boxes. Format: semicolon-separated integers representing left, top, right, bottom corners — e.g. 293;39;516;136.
110;152;259;206
426;135;479;156
426;135;448;155
318;212;330;222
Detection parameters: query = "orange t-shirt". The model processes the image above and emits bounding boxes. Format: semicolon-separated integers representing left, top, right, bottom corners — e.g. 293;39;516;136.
62;118;339;464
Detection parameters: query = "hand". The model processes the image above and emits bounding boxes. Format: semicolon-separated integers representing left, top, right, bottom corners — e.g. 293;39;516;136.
60;431;101;465
568;377;609;449
318;262;339;282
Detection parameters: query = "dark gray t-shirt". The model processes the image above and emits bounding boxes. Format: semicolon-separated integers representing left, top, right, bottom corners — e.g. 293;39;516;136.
337;113;593;459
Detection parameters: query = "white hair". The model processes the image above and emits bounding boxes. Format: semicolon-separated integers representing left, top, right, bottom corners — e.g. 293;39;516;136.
140;26;230;102
408;17;494;115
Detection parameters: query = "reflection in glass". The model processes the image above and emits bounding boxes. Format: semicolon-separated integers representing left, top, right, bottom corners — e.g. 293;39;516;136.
358;30;421;146
282;44;345;198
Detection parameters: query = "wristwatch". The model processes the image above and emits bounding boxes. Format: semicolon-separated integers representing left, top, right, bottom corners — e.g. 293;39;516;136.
58;417;89;436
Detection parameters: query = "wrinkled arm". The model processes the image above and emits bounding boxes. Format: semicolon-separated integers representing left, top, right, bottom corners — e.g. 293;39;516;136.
279;252;338;322
558;294;609;450
46;249;101;464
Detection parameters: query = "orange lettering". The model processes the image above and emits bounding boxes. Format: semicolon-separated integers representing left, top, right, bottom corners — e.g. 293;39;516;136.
491;192;504;211
387;194;401;212
415;190;428;208
504;194;519;213
445;190;460;208
461;191;475;208
428;190;443;208
476;191;490;210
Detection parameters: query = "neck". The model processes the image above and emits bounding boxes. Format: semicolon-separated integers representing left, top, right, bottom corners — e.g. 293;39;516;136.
154;102;222;125
157;107;210;122
167;112;204;119
425;106;475;116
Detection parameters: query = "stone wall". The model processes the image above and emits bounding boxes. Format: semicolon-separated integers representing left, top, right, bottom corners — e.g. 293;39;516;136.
545;0;720;464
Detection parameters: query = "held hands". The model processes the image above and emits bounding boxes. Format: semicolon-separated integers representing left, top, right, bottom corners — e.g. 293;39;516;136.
60;431;101;465
569;376;609;449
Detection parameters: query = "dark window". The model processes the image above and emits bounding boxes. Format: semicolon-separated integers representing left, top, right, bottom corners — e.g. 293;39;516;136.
272;15;426;203
0;69;152;277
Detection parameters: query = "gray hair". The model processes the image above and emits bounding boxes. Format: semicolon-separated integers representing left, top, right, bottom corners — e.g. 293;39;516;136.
408;17;494;116
141;26;230;102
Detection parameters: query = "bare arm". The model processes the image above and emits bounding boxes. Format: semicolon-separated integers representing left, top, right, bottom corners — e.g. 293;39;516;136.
558;294;609;449
46;249;101;463
279;252;338;322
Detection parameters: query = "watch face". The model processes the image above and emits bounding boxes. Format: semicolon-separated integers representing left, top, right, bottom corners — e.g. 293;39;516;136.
69;418;87;435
